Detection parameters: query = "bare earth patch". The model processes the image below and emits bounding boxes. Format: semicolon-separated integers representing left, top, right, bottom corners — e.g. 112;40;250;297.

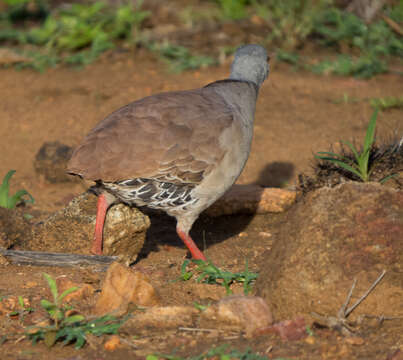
0;44;402;359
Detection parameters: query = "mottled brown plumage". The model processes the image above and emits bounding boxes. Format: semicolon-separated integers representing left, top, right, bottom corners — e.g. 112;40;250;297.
68;88;233;183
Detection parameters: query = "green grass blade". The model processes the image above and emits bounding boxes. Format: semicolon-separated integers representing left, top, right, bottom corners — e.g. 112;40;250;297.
62;314;85;324
315;152;353;163
364;109;378;152
7;189;35;209
315;151;345;159
341;140;361;163
1;170;16;188
58;287;79;302
380;173;398;184
360;109;378;178
0;170;15;208
43;273;59;303
318;158;364;180
40;299;56;311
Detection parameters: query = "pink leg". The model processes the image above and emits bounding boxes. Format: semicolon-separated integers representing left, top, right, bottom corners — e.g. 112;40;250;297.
91;194;109;255
176;227;207;261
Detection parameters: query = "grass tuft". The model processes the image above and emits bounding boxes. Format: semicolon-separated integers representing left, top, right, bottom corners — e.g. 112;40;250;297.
150;43;216;73
315;109;379;182
370;96;403;111
0;170;34;209
27;273;127;349
179;259;258;295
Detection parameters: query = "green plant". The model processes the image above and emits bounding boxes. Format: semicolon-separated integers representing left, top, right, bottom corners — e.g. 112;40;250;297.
179;259;257;295
276;49;300;65
0;170;34;209
8;296;34;321
315;109;378;182
147;344;269;360
311;54;387;78
254;0;330;50
314;7;402;58
370;96;403;111
1;1;150;70
215;0;249;21
150;43;216;73
28;273;127;348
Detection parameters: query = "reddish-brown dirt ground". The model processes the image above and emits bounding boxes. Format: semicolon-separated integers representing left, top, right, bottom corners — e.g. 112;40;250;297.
0;45;402;359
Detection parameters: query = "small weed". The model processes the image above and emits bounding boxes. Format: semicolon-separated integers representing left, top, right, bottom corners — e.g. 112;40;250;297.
193;302;210;311
147;344;269;360
254;0;330;51
275;49;300;66
370;96;403;111
8;296;34;322
179;259;257;295
1;1;150;70
150;43;216;73
314;7;403;58
306;325;315;336
315;109;378;182
215;0;249;21
311;54;387;78
0;170;34;209
27;273;127;348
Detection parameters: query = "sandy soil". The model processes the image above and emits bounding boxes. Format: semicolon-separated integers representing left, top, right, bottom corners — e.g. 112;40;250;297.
0;44;402;359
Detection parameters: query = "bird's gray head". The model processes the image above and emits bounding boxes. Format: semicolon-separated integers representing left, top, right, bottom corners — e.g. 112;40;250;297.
229;44;269;88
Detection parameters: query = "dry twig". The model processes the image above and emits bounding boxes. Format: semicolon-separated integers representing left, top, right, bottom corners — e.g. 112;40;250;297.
312;270;387;335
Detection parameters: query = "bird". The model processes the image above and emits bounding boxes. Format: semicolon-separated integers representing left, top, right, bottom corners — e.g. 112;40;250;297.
67;44;269;261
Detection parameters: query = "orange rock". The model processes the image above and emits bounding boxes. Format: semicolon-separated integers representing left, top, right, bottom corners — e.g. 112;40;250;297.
94;262;159;316
202;295;273;338
122;306;198;331
206;185;296;216
345;336;364;346
104;335;121;351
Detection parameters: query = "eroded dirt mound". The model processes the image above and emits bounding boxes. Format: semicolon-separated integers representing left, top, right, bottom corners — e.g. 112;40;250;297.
255;182;403;321
0;207;30;249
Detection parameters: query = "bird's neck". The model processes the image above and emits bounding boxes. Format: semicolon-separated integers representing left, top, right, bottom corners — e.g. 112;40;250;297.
209;80;258;125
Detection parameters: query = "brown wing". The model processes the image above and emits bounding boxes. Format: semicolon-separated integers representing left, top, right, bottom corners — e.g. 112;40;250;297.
67;87;234;184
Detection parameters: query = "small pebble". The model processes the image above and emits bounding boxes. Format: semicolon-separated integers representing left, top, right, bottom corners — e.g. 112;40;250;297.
305;336;315;345
238;232;248;237
259;231;272;237
346;336;365;345
25;281;38;288
104;335;121;351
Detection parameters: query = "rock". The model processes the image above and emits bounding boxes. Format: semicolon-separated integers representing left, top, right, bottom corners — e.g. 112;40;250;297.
94;262;159;316
206;184;296;217
30;192;150;264
201;295;273;338
122;306;198;331
0;255;9;265
0;207;31;249
256;317;307;341
34;141;75;183
104;335;121;351
56;277;95;302
255;182;403;320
